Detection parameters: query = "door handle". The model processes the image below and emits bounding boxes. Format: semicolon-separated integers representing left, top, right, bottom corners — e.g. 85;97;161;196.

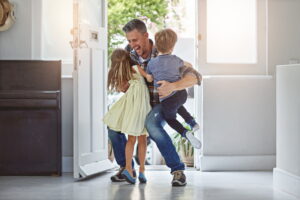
79;40;88;48
69;41;75;49
69;40;88;49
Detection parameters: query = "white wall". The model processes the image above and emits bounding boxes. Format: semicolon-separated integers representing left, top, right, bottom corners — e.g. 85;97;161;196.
273;64;300;197
200;76;276;171
61;78;73;172
42;0;73;60
268;0;300;75
0;0;42;59
42;0;74;172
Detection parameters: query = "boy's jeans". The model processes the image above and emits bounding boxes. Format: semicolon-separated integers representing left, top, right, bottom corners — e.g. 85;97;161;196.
107;104;185;173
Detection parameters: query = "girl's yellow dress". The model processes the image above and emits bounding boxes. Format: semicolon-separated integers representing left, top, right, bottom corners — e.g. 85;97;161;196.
103;65;151;136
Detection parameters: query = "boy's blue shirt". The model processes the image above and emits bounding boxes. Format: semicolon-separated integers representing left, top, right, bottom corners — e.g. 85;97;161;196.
147;54;184;88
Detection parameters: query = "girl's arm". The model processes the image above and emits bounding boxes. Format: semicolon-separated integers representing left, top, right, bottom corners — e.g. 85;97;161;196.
137;65;153;82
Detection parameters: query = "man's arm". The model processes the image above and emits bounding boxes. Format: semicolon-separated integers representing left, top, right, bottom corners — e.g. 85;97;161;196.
157;74;198;98
183;61;192;68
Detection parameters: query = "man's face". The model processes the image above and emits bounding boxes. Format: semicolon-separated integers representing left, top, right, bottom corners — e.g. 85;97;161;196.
126;29;149;57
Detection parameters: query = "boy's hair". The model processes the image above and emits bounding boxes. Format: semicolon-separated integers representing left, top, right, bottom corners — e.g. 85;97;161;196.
122;19;147;34
155;28;177;54
107;48;134;92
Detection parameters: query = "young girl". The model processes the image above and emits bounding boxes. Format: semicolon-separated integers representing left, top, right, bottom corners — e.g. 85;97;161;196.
103;48;151;184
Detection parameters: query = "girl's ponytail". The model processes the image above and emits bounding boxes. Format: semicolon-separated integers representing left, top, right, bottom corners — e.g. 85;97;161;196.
107;49;134;92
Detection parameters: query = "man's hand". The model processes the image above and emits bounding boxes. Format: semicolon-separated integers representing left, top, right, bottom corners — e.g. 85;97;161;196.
157;80;175;98
157;74;198;97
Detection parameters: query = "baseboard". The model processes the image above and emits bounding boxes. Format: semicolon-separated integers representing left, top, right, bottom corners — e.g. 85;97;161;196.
62;156;73;173
200;155;276;171
273;168;300;198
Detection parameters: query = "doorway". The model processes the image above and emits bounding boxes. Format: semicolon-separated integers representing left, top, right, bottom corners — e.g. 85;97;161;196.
107;0;198;169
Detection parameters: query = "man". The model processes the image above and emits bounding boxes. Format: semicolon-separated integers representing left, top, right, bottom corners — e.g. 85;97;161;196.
108;19;200;186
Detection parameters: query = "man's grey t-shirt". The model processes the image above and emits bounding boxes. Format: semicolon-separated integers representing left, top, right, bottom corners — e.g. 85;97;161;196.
146;54;184;101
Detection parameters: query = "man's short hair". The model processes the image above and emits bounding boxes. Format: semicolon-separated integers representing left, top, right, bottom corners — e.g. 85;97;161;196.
122;19;147;34
155;28;177;54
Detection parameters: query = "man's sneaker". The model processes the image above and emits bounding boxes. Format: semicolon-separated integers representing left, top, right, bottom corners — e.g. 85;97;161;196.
111;167;125;182
171;170;187;186
111;167;136;182
185;130;202;149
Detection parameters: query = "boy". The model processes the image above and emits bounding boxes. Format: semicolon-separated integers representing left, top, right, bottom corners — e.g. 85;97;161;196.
139;28;202;149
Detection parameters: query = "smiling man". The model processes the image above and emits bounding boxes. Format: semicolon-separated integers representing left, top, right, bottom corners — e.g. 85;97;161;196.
107;19;200;186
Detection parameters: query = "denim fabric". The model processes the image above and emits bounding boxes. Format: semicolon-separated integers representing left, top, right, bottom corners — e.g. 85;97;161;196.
161;90;195;135
107;128;135;168
145;104;185;173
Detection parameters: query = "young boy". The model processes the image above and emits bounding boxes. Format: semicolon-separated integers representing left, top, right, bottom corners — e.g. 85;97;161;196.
139;28;202;149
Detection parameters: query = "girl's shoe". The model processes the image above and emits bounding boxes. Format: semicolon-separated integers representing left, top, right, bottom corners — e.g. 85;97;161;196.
138;172;147;183
121;169;136;184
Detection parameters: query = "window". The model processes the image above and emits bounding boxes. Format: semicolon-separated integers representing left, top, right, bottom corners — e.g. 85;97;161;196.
198;0;267;75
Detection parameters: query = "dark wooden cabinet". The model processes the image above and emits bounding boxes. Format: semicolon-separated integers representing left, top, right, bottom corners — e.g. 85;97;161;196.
0;60;62;175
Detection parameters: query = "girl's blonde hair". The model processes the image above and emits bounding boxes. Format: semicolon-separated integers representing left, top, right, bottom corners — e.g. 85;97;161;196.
107;48;134;92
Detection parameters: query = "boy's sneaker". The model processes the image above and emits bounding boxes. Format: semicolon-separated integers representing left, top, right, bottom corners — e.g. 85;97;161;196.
192;123;200;132
111;167;136;182
185;130;202;149
171;170;187;186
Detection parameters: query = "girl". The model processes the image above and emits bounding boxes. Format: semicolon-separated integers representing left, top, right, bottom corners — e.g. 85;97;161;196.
103;48;151;184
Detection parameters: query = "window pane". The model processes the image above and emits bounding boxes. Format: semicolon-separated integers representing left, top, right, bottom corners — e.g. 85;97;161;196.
207;0;257;63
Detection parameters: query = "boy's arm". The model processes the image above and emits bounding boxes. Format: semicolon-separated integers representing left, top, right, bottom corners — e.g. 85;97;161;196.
137;65;153;82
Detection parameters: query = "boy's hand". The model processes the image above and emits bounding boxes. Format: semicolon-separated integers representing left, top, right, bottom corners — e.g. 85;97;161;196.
157;80;175;98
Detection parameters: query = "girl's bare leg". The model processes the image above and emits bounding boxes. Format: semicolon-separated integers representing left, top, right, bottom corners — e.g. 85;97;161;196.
125;135;136;176
138;135;147;173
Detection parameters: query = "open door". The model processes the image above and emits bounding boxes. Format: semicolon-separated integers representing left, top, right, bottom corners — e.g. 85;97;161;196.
72;0;114;179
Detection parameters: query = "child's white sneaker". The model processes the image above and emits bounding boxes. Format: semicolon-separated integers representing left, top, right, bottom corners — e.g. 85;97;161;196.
185;130;201;149
192;123;200;132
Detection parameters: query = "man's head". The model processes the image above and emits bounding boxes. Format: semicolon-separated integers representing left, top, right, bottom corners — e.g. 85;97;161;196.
123;19;150;58
155;28;177;54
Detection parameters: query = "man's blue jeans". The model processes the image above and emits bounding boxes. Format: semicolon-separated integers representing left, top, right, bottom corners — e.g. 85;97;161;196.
108;104;185;173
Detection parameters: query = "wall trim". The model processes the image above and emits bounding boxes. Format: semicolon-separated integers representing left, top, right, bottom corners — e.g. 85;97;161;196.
273;168;300;198
62;75;73;79
203;75;273;79
200;155;276;171
63;156;73;173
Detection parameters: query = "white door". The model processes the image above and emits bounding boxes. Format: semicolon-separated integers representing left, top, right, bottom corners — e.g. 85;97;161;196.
72;0;114;179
